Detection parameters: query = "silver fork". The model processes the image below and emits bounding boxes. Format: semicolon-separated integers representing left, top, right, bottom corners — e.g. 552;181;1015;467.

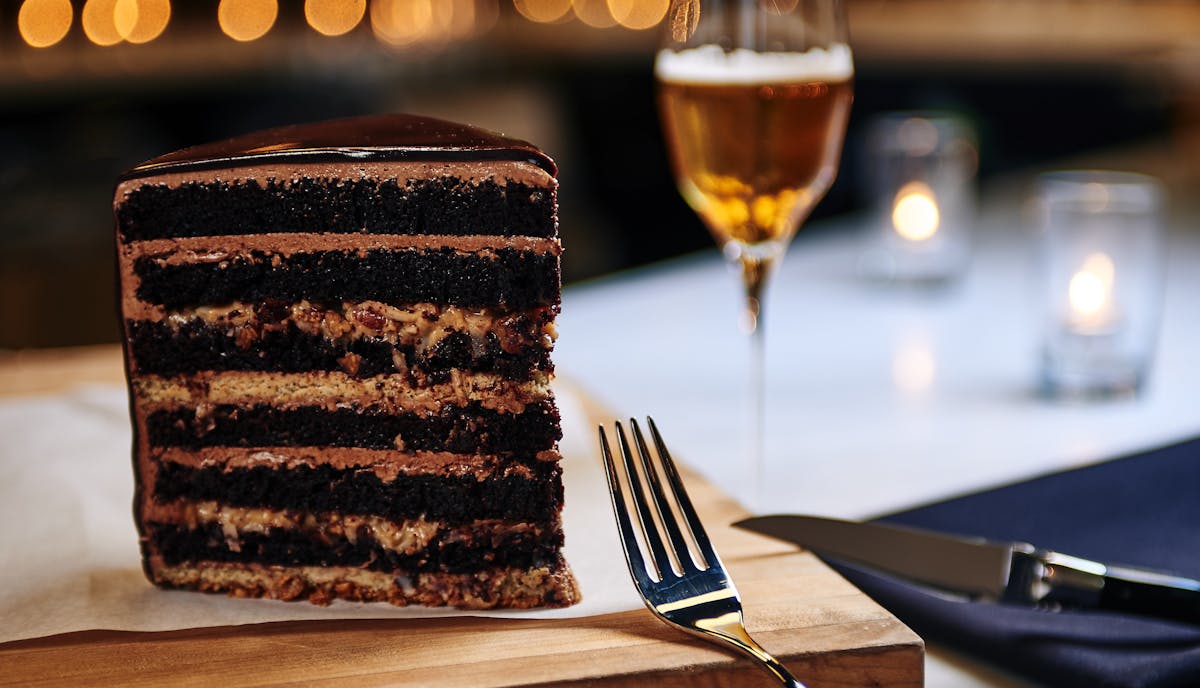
599;417;807;688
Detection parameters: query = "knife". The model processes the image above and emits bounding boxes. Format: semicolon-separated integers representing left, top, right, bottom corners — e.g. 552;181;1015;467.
734;514;1200;624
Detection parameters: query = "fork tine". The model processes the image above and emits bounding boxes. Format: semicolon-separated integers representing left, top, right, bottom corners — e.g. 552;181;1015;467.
645;416;721;568
598;424;655;591
601;418;806;688
629;418;699;574
615;420;677;581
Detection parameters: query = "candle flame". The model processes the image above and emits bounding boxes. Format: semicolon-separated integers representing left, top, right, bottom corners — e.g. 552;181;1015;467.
892;181;940;242
1068;252;1115;320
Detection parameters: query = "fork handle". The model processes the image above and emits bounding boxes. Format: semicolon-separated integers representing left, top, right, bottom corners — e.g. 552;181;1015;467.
697;622;807;688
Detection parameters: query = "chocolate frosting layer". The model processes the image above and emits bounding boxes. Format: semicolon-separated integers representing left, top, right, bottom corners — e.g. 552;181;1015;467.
119;113;557;181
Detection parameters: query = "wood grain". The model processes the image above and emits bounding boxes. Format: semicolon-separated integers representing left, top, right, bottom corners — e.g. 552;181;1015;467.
0;345;127;397
0;345;923;687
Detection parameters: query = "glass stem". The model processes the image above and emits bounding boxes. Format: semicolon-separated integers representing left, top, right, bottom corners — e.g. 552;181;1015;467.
741;254;773;511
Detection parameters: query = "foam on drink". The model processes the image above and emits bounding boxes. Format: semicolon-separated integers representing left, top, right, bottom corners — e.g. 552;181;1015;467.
655;43;854;85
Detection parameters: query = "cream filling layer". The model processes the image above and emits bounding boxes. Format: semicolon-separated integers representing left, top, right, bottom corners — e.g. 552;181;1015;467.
151;446;560;481
127;299;557;354
127;233;561;262
154;560;403;590
144;499;555;557
134;370;551;415
148;558;581;608
146;499;441;555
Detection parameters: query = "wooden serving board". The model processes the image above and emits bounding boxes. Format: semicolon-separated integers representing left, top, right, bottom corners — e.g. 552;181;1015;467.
0;346;923;687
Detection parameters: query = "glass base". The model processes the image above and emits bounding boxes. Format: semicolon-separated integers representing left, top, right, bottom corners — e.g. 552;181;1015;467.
859;246;968;287
1039;349;1147;401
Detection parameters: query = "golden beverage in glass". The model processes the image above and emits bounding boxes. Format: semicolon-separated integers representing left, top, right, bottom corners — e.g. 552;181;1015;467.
657;48;853;251
655;1;853;508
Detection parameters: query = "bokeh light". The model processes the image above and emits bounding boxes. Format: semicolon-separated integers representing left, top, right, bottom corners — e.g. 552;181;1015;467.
572;0;616;28
113;0;138;39
18;0;74;48
82;0;124;46
607;0;668;30
371;0;432;46
473;0;500;35
306;0;366;36
891;181;940;242
123;0;171;44
371;0;495;43
513;0;571;24
218;0;277;42
430;0;455;38
443;0;479;39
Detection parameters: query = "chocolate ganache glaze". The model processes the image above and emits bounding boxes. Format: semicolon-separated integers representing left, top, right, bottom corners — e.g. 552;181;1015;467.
119;113;557;181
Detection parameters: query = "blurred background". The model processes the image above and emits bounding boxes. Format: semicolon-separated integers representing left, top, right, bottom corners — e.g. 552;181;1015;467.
1;0;1198;349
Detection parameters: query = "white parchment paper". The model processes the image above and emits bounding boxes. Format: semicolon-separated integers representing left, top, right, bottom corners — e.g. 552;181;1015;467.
0;382;642;644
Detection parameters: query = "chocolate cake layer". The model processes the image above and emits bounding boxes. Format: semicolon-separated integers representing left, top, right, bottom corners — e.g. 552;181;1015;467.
149;446;561;482
144;400;560;453
152;461;564;523
150;558;580;608
133;247;560;311
126;318;552;380
118;177;555;242
141;497;557;548
148;519;563;574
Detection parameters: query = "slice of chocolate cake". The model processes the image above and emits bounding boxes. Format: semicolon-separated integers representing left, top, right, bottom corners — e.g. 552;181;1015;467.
114;113;580;609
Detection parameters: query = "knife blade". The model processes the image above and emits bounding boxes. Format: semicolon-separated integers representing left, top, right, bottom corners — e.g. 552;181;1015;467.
734;514;1200;624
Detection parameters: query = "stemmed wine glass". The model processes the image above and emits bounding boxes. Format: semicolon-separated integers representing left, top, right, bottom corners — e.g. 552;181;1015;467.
656;0;853;506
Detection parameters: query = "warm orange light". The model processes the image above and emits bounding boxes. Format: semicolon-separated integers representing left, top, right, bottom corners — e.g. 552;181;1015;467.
377;0;489;42
18;0;74;48
306;0;366;36
113;0;138;38
82;0;123;46
445;0;479;38
1068;252;1116;329
430;0;455;38
607;0;667;29
371;0;432;45
474;0;500;35
891;181;940;242
762;0;799;15
572;0;615;28
513;0;571;23
218;0;277;41
123;0;170;44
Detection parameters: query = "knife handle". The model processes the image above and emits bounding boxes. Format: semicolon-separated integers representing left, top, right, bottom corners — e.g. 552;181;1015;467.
1022;550;1200;624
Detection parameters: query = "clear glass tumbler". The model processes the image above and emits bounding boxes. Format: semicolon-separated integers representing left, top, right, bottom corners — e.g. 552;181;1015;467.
1035;170;1167;399
862;112;977;285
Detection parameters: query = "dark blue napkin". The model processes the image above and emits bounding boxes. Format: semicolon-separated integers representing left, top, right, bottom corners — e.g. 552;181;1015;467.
833;435;1200;688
